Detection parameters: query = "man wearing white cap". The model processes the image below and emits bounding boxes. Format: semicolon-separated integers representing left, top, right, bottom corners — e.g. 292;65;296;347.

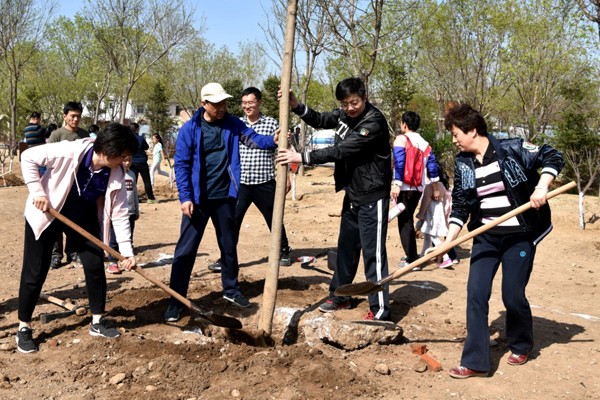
164;83;278;321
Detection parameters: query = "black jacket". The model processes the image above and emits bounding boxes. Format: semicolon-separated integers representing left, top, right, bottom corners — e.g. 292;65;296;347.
449;135;564;244
294;102;392;204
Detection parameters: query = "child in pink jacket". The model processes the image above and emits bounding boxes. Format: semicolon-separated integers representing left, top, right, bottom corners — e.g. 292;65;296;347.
17;123;138;354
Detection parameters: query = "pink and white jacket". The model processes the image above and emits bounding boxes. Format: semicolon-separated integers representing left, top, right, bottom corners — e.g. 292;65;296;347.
21;138;134;257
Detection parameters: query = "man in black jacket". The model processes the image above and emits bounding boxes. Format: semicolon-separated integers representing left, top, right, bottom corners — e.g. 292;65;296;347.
278;77;392;321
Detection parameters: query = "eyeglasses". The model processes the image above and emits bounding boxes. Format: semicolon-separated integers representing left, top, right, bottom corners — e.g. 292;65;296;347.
241;101;258;107
340;99;362;110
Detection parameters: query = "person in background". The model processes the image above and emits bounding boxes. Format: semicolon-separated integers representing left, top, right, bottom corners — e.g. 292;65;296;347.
277;77;392;321
391;112;443;268
414;178;454;270
443;103;564;379
107;156;139;274
24;112;46;148
45;123;57;141
17;123;138;353
47;102;90;269
47;102;89;143
89;124;100;139
164;82;277;322
129;123;156;204
207;86;291;273
149;133;170;187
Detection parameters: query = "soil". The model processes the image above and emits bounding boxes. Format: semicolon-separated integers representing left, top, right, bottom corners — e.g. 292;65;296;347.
0;161;599;400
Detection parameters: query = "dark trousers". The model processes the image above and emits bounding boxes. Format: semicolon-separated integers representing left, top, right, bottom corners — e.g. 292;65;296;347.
461;232;535;371
109;216;136;254
19;208;107;321
218;180;289;253
330;194;390;320
396;190;421;263
169;198;240;306
51;231;77;261
130;161;155;201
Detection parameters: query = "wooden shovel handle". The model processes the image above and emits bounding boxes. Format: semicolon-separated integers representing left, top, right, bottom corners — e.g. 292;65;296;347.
47;208;202;314
379;181;576;286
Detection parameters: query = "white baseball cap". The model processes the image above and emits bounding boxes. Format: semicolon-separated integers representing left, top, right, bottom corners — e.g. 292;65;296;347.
201;82;232;103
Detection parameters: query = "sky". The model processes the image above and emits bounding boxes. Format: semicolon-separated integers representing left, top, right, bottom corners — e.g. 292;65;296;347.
56;0;273;58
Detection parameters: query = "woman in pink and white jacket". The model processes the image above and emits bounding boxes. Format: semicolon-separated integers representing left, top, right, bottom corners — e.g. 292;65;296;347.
16;123;138;354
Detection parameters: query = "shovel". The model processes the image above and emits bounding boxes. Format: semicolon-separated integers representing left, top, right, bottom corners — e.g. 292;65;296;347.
334;181;576;297
48;208;242;329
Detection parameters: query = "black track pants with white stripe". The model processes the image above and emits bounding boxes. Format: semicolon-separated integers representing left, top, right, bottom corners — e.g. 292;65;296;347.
329;194;390;320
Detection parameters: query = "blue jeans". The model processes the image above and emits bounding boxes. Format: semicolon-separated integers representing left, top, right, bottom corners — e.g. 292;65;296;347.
168;198;240;307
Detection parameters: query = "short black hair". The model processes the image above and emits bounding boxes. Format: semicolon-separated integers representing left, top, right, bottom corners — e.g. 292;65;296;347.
88;124;100;133
401;111;421;131
130;122;140;132
30;112;41;119
335;77;366;100
241;87;262;100
63;102;83;115
93;123;138;158
444;103;488;136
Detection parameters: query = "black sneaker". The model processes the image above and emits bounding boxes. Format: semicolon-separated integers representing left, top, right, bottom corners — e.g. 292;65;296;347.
50;256;62;270
318;299;351;313
223;294;251;308
69;253;82;268
164;305;184;322
89;317;120;338
279;246;292;267
208;259;223;272
16;327;38;353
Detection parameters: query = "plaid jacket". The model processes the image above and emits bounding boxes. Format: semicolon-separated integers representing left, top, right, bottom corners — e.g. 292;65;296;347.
239;114;278;185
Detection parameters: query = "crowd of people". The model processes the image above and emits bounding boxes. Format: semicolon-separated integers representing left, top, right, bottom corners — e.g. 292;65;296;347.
16;81;564;381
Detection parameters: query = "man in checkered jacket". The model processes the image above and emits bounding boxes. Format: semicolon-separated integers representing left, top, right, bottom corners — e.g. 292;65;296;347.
208;87;291;272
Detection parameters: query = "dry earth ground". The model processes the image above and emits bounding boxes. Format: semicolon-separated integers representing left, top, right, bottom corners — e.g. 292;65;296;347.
0;161;599;400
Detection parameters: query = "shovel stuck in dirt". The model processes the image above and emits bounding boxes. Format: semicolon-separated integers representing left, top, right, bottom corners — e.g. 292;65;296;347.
47;208;242;330
335;181;576;297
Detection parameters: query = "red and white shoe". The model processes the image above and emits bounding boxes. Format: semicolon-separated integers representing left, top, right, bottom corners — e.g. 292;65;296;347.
106;263;121;274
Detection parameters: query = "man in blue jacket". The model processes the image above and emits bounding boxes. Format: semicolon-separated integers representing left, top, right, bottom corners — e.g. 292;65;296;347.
164;83;277;322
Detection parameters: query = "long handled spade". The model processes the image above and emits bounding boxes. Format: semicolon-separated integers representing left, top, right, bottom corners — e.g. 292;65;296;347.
48;208;242;330
335;181;576;297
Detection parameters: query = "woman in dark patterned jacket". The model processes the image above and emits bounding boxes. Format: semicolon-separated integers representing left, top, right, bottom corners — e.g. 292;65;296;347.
443;104;564;379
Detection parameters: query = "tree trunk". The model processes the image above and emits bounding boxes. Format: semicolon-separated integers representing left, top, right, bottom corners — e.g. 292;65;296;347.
259;0;297;336
578;191;586;230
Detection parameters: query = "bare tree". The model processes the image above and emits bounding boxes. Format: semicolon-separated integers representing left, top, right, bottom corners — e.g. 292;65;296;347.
564;146;600;229
85;0;197;123
263;0;331;154
316;0;415;91
0;0;56;167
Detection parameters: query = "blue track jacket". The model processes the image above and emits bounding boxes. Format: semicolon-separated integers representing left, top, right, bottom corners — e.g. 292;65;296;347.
174;108;277;205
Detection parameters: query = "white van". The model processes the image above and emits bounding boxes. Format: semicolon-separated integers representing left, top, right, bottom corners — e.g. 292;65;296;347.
309;129;335;151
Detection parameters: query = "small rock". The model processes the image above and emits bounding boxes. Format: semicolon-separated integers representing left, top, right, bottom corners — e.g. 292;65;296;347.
47;339;59;347
145;385;157;392
0;343;14;351
231;389;241;397
72;339;81;344
374;363;390;375
414;360;428;373
109;373;126;385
